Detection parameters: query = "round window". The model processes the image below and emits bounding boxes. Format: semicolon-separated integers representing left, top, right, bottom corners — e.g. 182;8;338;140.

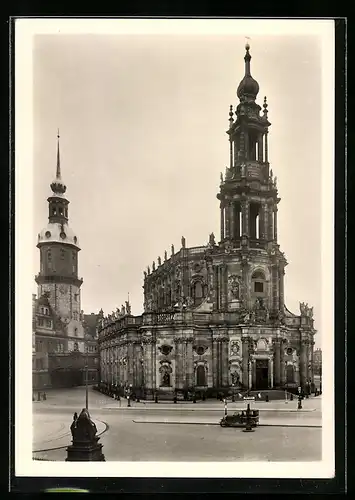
287;347;293;355
60;232;66;239
196;346;205;355
45;231;51;238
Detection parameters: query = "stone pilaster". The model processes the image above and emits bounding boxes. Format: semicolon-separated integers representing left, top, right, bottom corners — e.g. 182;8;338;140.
273;339;281;387
220;204;225;241
221;338;229;387
279;267;285;310
274;207;278;241
220;264;227;310
300;340;307;388
186;337;194;388
267;202;273;241
242;337;249;389
280;339;286;386
225;202;230;239
212;265;218;310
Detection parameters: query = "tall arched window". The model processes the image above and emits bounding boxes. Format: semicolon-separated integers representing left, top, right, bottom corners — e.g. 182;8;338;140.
255;214;260;239
196;365;206;386
192;281;204;306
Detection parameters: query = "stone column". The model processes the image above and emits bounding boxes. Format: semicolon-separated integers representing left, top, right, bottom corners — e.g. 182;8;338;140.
225;202;230;239
242;338;249;389
220;204;225;241
280;340;286;386
258;134;263;162
300;341;307;388
264;130;269;163
241;200;250;237
241;259;249;307
152;340;157;391
230;202;235;240
273;340;281;387
269;358;274;388
267;203;274;241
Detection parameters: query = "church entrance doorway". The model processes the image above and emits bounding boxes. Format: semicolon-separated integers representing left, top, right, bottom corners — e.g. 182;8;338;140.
255;359;269;389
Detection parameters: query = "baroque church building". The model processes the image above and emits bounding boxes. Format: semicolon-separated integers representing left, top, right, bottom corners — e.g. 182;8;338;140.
98;45;316;399
33;134;100;390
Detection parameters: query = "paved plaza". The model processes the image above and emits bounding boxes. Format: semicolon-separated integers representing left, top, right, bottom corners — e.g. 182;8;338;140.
33;387;322;462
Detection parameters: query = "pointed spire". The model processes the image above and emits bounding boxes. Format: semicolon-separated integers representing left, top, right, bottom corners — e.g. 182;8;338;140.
50;130;66;195
56;129;61;180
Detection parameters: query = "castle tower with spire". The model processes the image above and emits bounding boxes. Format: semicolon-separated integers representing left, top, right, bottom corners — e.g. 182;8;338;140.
98;45;316;400
35;132;83;333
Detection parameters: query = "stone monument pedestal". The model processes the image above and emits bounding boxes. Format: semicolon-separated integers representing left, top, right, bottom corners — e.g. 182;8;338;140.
66;409;105;462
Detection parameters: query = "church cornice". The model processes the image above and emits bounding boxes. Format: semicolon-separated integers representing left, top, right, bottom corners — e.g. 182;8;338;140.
35;274;83;287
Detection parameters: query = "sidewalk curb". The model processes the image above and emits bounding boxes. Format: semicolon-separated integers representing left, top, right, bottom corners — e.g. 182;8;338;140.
102;406;317;413
132;420;322;429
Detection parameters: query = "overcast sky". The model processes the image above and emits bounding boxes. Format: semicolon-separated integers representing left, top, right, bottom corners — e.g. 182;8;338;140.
32;30;325;346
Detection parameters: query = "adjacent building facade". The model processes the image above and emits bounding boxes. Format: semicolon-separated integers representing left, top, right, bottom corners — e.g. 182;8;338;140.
32;134;100;390
98;45;317;399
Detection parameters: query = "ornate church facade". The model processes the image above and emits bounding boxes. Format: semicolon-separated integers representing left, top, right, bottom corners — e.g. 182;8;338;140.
98;45;316;398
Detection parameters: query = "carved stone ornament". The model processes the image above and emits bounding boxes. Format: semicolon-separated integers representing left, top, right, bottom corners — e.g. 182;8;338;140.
158;344;173;356
230;341;240;354
193;345;208;356
228;274;241;299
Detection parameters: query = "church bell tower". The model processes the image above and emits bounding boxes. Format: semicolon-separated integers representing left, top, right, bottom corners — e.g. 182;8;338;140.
35;132;84;341
217;43;287;315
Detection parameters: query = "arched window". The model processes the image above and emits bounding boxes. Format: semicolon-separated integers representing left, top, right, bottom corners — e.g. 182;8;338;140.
73;342;79;352
47;250;52;262
252;270;266;294
196;365;206;386
60;249;65;260
286;365;294;383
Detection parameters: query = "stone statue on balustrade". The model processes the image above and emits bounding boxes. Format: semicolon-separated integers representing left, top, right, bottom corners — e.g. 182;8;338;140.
209;232;216;246
121;304;126;316
125;301;131;315
181;236;186;248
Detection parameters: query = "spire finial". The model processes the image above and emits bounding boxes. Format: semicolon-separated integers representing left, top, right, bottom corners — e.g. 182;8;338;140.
56;129;61;180
229;104;234;128
245;36;251;51
263;96;268;118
